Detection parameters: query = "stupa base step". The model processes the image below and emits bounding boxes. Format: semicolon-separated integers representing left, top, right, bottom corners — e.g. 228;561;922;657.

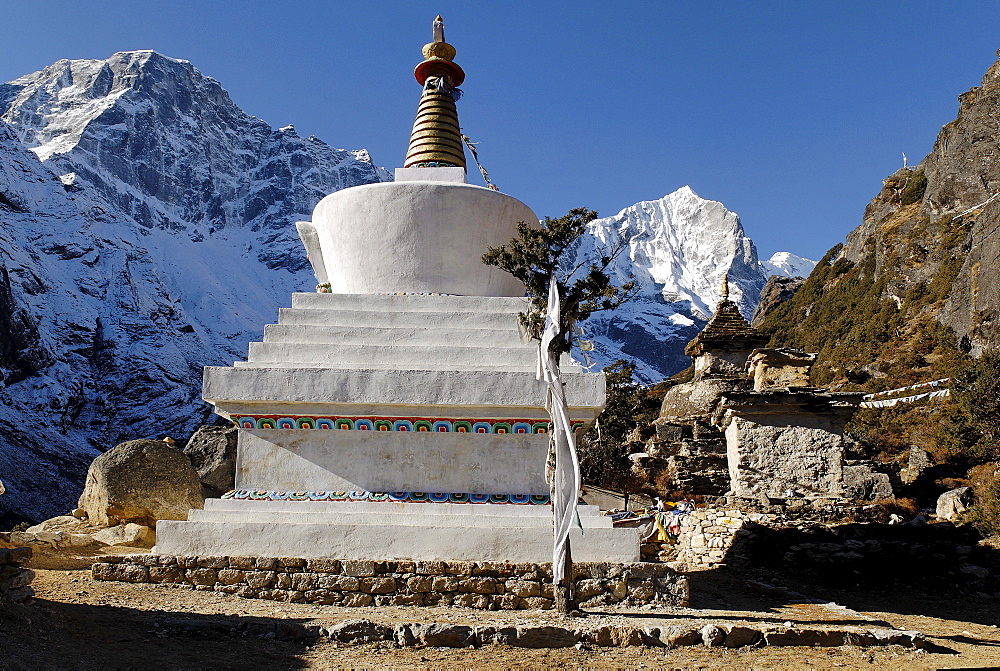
153;520;639;563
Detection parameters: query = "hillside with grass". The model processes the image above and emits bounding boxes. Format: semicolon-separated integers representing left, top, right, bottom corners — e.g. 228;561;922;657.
754;54;1000;533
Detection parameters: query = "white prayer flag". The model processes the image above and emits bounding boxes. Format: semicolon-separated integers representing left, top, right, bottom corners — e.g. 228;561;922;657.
536;277;581;585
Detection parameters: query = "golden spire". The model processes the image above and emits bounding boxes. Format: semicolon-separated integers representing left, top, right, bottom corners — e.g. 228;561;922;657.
721;275;729;302
403;16;467;169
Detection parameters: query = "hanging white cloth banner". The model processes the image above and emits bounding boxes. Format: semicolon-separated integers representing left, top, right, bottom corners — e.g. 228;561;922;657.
536;277;581;585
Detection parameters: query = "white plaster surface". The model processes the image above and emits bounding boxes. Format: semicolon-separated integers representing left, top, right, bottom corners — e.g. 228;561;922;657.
289;293;527;312
276;307;522;330
188;501;613;529
309;182;537;296
153;518;639;562
245;342;541;368
262;324;523;347
204;367;604;415
295;221;329;285
235;429;549;494
393;166;467;183
203;498;603;518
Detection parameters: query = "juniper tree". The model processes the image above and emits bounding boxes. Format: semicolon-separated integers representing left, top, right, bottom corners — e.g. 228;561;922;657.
482;207;637;355
483;207;638;614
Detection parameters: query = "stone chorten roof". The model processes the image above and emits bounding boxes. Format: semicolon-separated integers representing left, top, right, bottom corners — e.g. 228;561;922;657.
403;16;467;169
685;277;770;356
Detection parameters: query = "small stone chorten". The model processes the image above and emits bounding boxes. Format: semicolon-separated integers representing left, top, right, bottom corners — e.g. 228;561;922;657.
152;18;637;563
683;276;769;381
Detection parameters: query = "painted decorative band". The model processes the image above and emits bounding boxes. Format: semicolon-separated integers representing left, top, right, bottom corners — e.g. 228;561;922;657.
221;490;551;505
231;415;585;434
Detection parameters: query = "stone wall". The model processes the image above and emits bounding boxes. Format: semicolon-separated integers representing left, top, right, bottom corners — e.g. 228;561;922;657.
92;556;689;610
674;508;774;570
0;547;34;603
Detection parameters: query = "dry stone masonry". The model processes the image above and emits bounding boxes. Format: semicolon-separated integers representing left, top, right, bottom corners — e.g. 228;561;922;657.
0;547;34;604
92;556;689;610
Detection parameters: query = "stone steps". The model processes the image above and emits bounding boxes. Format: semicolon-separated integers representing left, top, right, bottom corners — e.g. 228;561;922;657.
245;342;543;369
290;293;528;313
195;499;611;528
203;367;604;410
277;308;522;330
262;324;523;348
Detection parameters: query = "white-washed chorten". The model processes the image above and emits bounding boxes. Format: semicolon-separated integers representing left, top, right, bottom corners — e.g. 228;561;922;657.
154;18;638;562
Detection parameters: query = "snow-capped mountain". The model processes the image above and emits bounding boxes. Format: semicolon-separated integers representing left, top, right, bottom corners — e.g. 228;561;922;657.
566;188;814;381
0;51;388;525
762;251;815;279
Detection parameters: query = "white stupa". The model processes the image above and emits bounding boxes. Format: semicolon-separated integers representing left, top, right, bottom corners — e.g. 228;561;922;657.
154;18;639;563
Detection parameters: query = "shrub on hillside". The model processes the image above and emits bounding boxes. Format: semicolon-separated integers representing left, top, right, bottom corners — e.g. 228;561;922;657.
964;463;1000;537
900;168;928;206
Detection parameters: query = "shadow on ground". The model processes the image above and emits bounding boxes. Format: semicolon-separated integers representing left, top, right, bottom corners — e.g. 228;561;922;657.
0;597;316;669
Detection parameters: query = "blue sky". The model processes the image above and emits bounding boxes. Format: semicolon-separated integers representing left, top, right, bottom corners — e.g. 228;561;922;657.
2;1;999;261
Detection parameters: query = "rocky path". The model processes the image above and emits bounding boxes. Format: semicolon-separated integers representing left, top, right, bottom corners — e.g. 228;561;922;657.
1;568;998;668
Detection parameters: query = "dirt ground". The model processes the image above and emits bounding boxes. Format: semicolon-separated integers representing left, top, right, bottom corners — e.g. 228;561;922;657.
1;567;999;669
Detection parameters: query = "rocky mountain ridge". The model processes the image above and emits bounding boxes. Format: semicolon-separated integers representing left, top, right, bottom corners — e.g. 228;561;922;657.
758;53;1000;386
0;52;388;525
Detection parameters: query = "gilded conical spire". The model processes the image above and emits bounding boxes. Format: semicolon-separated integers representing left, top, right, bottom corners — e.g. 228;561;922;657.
403;16;467;169
721;274;729;302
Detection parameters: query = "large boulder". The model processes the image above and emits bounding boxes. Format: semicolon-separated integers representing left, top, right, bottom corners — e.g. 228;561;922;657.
182;425;238;496
78;439;204;526
936;486;973;521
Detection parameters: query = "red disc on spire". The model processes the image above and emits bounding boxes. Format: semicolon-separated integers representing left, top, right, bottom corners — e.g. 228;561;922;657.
414;59;465;87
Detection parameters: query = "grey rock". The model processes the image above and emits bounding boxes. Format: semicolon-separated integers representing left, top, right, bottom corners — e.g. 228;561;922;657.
765;628;846;647
660;625;702;647
92;523;155;548
412;623;476;648
751;276;806;328
325;619;392;644
960;564;990;579
700;624;726;647
722;626;763;648
182;425;238;496
842;463;894;501
937;486;973;521
513;626;578;648
0;547;32;566
78;439;204;526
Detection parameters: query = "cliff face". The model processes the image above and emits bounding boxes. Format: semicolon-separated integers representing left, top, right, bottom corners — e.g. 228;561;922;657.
0;53;388;525
760;54;1000;384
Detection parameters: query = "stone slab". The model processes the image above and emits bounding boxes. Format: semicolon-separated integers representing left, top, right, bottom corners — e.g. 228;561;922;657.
202;498;603;518
262;324;524;348
289;293;527;312
245;342;540;368
203;367;605;413
152;520;639;562
276;307;522;330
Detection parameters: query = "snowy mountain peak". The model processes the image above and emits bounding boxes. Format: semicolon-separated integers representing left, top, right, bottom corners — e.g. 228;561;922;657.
567;187;809;382
1;50;390;239
762;251;816;278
